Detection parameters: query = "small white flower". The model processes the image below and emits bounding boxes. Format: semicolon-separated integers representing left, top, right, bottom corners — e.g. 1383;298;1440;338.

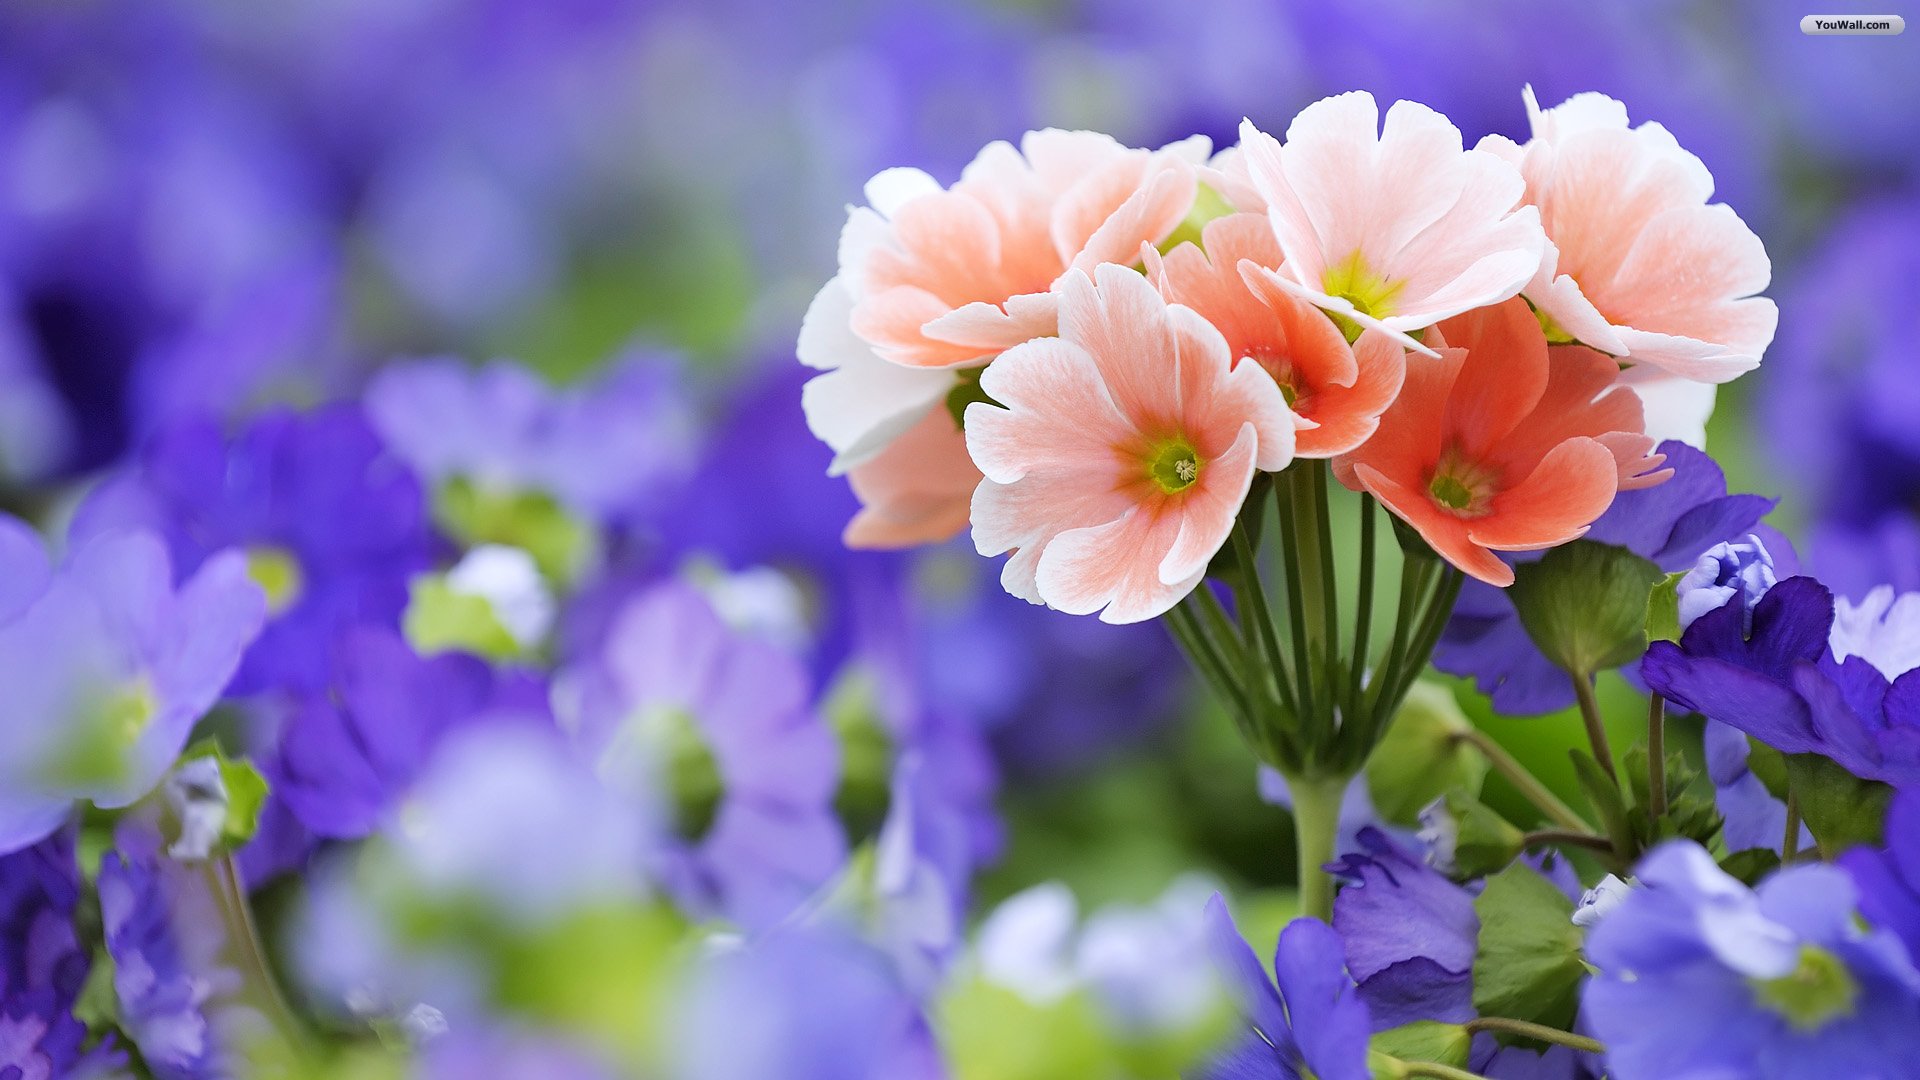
1573;874;1634;928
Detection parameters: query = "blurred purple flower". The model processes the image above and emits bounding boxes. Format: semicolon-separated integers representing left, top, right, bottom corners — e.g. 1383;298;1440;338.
0;828;87;1006
73;404;430;698
417;1024;621;1080
1437;441;1779;715
1198;896;1372;1080
1585;842;1920;1079
559;581;844;928
1761;196;1920;599
270;630;501;842
366;354;697;527
1841;788;1920;966
99;822;249;1080
0;520;264;854
671;925;945;1080
1329;828;1477;1030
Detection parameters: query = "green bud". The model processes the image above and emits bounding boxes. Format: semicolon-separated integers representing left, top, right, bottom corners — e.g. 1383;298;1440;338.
1509;540;1664;678
1365;682;1489;826
1421;790;1524;880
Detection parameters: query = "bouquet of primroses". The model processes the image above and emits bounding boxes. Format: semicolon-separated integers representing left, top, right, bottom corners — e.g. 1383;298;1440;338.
798;87;1920;1078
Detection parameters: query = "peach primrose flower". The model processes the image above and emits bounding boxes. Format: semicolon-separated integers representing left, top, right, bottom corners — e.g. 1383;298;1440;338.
965;265;1296;624
1478;88;1776;384
1145;213;1407;457
800;131;1214;548
1334;296;1669;587
1237;92;1547;356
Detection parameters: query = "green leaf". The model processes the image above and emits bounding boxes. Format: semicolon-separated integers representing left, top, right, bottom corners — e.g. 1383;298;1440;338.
179;740;271;850
1370;1021;1471;1069
1365;682;1489;826
1646;571;1684;644
1472;862;1586;1029
1569;750;1633;858
432;477;596;585
1786;753;1895;858
1510;541;1664;677
1623;741;1718;846
1746;738;1791;801
1719;847;1783;886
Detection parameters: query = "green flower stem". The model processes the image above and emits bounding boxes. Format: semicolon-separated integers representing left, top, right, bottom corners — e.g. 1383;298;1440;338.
1647;693;1668;819
1400;1064;1493;1080
1165;602;1251;725
1571;672;1617;783
1230;521;1295;716
1784;788;1803;862
1274;479;1319;746
1521;829;1617;855
1463;1016;1606;1055
202;855;308;1050
1349;493;1378;723
1452;727;1593;833
1285;771;1349;924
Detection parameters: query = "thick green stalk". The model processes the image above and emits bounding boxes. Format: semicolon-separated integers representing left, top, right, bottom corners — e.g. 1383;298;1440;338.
1286;771;1349;923
1349;494;1377;724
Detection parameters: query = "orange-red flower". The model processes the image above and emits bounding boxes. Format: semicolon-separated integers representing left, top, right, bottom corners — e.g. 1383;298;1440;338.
1334;296;1668;586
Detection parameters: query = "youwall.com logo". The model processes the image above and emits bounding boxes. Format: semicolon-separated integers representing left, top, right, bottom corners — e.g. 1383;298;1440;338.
1800;13;1906;33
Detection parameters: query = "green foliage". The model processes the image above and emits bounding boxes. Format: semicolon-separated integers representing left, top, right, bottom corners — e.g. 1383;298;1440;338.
432;477;595;585
1510;541;1664;678
1569;750;1633;859
1472;862;1586;1030
1623;741;1719;848
1785;753;1894;857
1646;571;1685;644
823;665;897;845
1720;847;1783;886
179;740;271;851
940;976;1230;1080
1369;1021;1472;1071
1365;682;1489;826
404;575;525;661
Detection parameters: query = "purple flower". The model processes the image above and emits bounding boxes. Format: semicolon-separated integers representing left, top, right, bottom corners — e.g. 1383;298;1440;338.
1677;534;1778;632
1198;896;1372;1080
0;519;264;854
99;823;248;1080
1644;575;1920;787
417;1024;620;1080
1585;842;1920;1080
1704;721;1811;856
269;629;506;843
0;828;88;1005
670;925;945;1080
0;991;120;1080
558;581;844;928
365;355;697;527
1437;442;1778;715
1841;788;1920;966
1329;828;1477;1030
72;404;430;697
1760;197;1920;599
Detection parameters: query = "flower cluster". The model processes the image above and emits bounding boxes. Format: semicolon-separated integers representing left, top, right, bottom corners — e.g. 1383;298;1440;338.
8;2;1920;1078
803;87;1770;615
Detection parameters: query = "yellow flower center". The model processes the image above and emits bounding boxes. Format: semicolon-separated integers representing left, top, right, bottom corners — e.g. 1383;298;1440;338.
1427;449;1499;519
1146;439;1204;494
1322;251;1404;342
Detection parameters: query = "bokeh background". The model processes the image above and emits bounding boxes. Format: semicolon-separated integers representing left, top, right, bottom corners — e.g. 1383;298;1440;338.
3;0;1917;912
